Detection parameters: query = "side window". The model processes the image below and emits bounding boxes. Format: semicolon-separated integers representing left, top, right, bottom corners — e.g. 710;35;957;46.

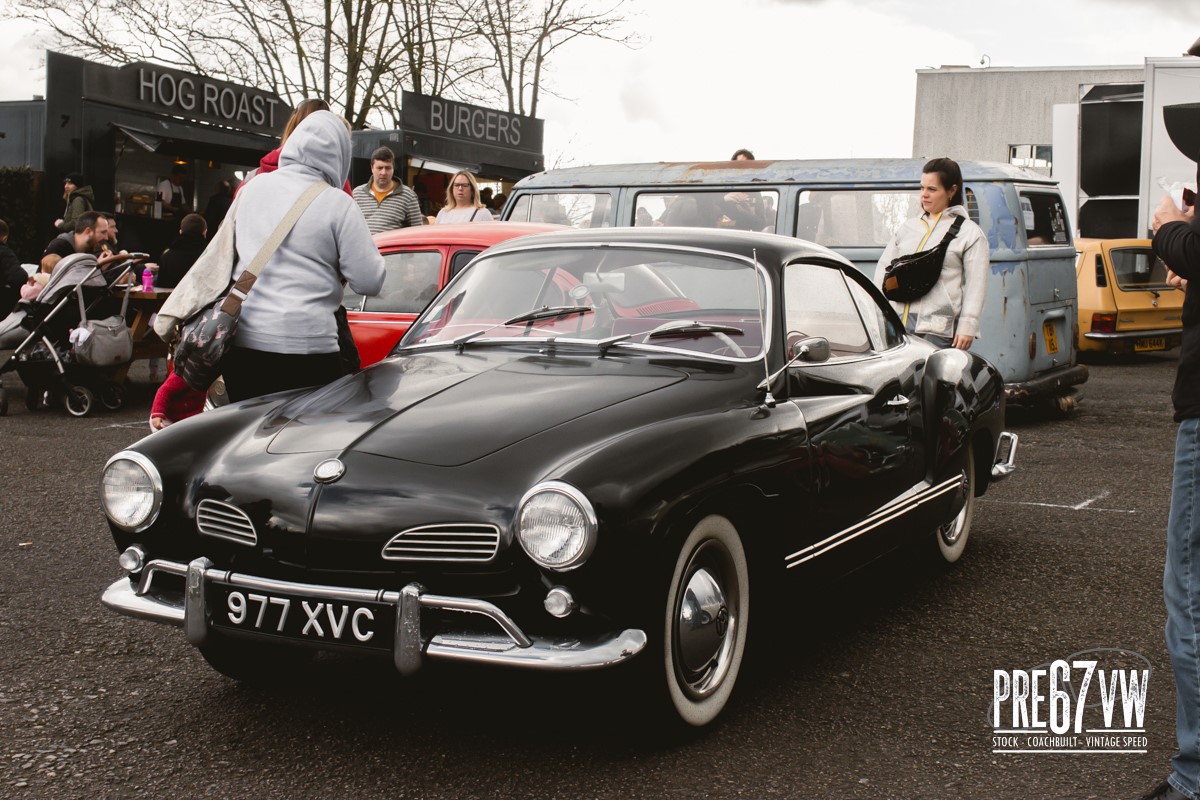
1019;191;1070;246
783;262;871;357
844;274;903;350
505;193;612;228
345;251;442;313
796;190;921;247
449;249;481;280
635;190;778;233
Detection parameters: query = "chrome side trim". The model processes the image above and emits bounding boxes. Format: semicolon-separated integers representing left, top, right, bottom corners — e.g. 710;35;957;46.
785;476;964;568
991;432;1019;481
101;558;646;673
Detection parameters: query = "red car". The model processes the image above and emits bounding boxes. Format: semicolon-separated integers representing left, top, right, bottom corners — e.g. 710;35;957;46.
346;222;563;366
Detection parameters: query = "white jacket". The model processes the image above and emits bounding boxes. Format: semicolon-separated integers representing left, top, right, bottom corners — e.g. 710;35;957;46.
874;205;989;339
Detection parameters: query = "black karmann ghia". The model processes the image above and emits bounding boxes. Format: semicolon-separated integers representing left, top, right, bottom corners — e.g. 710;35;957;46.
100;226;1016;728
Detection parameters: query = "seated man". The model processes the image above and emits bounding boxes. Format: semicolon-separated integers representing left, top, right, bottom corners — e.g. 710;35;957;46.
41;210;109;273
155;213;208;288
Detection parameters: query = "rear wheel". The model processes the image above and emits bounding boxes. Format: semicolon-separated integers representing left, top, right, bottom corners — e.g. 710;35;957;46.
63;385;94;417
660;514;749;728
932;442;976;564
0;387;7;416
198;635;313;685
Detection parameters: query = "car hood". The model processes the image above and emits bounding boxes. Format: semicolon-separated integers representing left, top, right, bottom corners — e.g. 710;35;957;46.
265;349;688;466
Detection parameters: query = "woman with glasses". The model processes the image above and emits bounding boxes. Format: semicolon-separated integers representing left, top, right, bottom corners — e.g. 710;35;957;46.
435;171;494;223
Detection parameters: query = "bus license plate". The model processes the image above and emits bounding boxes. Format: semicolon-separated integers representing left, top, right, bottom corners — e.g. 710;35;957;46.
1043;321;1059;355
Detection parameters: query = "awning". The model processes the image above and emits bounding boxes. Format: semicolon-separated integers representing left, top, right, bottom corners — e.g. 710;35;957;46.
105;114;279;166
111;123;165;152
408;155;480;175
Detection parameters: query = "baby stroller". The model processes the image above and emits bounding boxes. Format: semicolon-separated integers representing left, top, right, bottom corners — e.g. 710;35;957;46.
0;252;143;416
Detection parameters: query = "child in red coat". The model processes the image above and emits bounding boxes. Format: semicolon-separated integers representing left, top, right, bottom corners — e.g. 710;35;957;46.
149;372;207;430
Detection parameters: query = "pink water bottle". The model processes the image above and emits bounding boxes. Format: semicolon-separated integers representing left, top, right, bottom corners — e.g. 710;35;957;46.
141;266;154;292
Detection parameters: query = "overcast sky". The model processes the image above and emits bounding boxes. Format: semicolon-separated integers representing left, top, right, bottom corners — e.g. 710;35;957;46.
3;0;1198;168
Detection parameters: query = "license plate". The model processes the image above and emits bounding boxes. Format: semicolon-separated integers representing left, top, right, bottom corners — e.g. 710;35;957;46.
209;583;395;652
1043;321;1059;355
1134;337;1166;352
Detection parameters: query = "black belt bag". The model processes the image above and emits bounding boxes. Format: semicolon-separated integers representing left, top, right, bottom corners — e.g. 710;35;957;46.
882;216;966;303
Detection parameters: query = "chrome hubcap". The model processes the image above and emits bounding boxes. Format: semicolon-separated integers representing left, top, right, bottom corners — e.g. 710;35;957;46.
674;542;738;698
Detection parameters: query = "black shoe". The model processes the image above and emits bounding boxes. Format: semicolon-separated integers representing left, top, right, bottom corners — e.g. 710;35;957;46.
1140;779;1193;800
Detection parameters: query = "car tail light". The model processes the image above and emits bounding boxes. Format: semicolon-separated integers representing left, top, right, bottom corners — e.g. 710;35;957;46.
1091;313;1117;333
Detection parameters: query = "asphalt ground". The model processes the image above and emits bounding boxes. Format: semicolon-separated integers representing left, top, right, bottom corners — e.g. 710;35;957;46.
0;353;1184;799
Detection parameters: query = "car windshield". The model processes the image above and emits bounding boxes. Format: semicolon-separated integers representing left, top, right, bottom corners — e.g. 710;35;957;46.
399;245;767;360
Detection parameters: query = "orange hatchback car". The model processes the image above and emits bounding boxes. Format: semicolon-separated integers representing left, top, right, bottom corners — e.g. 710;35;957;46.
346;222;563;366
1075;238;1184;355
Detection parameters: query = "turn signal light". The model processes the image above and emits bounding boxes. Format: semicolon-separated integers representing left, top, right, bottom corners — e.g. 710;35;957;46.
1090;313;1117;333
1029;333;1036;360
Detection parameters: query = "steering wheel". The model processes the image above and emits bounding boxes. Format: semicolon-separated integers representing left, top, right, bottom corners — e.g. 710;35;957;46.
647;320;746;358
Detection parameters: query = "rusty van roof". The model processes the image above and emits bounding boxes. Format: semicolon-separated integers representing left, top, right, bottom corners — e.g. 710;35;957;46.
511;159;1058;190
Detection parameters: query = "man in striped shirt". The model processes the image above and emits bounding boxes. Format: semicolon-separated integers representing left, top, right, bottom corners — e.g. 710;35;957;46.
352;146;425;234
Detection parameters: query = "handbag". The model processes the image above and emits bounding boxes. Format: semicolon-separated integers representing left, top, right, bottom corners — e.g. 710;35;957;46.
173;181;328;391
882;216;966;303
72;280;133;367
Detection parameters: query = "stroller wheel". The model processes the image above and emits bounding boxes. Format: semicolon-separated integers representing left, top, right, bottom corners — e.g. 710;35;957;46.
64;385;94;417
0;387;7;416
99;381;127;411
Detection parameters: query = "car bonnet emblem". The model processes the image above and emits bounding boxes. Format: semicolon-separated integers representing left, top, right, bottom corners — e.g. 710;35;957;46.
314;458;345;483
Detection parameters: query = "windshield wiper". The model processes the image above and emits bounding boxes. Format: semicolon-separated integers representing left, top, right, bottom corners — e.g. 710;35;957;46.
645;321;745;340
505;305;594;326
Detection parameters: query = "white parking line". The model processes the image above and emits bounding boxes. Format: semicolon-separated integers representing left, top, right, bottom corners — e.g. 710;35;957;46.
982;492;1137;514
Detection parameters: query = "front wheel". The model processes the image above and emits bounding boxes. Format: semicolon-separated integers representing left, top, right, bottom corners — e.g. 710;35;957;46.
661;514;749;728
64;385;94;417
932;442;976;564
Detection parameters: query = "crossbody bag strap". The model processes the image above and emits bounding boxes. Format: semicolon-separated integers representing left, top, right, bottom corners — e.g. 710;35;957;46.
220;181;328;315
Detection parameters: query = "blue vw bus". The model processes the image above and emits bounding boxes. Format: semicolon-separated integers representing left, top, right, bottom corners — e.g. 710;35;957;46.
503;159;1086;410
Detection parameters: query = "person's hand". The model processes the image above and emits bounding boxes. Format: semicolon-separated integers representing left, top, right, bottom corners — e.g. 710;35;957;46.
953;333;975;350
149;415;171;431
1154;195;1193;232
1168;269;1189;290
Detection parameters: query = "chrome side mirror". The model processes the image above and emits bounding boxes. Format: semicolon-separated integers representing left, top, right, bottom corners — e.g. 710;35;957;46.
787;333;831;363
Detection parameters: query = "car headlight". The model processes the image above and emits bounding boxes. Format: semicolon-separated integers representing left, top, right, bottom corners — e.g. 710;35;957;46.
101;451;163;532
515;481;597;571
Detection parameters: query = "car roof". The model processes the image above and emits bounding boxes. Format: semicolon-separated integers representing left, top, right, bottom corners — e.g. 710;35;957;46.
512;158;1058;190
372;221;565;250
1075;237;1153;250
476;225;852;270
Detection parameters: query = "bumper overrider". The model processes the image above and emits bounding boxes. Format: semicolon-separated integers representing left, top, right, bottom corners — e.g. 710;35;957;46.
102;555;647;673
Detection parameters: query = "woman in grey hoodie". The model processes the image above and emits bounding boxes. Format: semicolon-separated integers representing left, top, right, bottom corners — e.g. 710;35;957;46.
222;110;384;401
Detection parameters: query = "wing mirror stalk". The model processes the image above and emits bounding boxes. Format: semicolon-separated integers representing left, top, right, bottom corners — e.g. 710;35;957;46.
757;336;832;409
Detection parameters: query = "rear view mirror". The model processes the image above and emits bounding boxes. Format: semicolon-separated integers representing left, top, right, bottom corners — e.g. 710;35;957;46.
787;333;831;363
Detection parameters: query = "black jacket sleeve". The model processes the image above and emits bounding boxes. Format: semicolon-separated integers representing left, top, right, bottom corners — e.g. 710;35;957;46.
0;245;24;289
1153;216;1200;281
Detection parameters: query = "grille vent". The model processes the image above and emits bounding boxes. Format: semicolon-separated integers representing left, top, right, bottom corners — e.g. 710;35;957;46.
382;524;501;563
196;499;257;547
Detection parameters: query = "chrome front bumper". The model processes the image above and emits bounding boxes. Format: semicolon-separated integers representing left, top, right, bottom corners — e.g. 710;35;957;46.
102;556;646;673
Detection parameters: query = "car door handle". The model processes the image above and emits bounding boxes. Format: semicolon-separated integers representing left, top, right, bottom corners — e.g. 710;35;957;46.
885;395;909;407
